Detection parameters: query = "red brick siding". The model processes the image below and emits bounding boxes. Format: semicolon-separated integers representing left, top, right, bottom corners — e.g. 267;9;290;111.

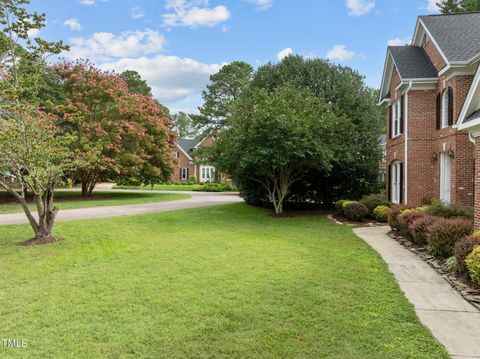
475;140;480;228
386;64;474;207
422;35;446;72
170;149;194;182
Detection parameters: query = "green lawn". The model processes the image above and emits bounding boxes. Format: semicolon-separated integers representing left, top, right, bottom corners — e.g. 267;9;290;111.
0;204;447;358
0;191;189;214
114;184;203;191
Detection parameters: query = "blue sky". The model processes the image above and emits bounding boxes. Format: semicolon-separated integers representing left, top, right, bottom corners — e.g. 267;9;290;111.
27;0;439;113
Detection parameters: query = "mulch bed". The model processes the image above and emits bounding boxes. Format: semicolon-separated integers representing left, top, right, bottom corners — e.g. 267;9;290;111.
328;213;387;228
388;230;480;311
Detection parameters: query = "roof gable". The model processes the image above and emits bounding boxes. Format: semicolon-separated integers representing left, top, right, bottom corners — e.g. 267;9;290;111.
389;46;438;79
419;13;480;64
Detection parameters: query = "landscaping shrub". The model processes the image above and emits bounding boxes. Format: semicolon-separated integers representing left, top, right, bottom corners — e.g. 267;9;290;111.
453;236;480;273
193;183;235;192
388;205;409;230
466;246;480;285
360;193;390;214
425;199;474;220
427;218;474;258
373;205;390;222
343;202;368;221
335;200;346;214
397;211;426;239
409;215;439;245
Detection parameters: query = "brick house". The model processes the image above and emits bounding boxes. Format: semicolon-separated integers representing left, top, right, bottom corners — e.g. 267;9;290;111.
170;134;217;183
379;12;480;223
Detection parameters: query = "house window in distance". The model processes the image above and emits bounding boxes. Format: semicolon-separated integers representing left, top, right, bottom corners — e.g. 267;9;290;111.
392;99;401;137
181;168;188;180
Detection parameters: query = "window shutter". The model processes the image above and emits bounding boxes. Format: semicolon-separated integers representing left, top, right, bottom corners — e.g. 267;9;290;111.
436;93;441;130
400;95;405;134
388;106;392;139
399;162;404;204
387;164;392;201
448;87;454;126
187;168;189;179
180;168;182;179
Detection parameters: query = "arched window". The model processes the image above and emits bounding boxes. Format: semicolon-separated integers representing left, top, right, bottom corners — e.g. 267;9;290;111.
442;87;454;128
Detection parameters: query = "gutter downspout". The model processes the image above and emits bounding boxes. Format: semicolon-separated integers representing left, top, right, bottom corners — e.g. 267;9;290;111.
404;80;413;205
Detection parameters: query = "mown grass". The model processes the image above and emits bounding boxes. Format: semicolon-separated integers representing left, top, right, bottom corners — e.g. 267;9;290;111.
114;184;204;191
0;204;448;358
0;191;189;214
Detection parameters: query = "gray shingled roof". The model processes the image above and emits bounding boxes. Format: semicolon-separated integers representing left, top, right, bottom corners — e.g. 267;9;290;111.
389;46;438;79
465;108;480;123
420;12;480;63
178;138;200;157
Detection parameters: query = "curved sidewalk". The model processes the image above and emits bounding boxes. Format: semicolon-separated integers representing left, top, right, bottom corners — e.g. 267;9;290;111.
354;226;480;359
0;192;242;226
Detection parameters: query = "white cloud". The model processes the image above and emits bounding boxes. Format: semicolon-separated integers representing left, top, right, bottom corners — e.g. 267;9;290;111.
246;0;273;10
345;0;375;16
163;0;230;28
27;28;40;38
277;47;293;61
64;19;82;31
131;7;145;20
79;0;95;5
99;55;223;103
424;0;439;11
387;37;411;46
326;45;356;61
67;29;165;61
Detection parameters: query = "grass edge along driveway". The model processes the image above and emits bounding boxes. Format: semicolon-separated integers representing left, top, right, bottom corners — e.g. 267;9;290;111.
0;190;190;214
0;204;448;358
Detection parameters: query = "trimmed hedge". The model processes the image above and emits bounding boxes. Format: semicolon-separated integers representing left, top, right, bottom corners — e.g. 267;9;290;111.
343;202;369;221
466;246;480;285
373;205;390;222
454;236;480;273
360;193;390;214
427;218;474;258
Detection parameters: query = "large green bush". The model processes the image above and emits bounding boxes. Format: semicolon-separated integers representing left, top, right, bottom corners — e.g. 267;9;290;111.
425;199;473;220
466;246;480;285
360;193;390;214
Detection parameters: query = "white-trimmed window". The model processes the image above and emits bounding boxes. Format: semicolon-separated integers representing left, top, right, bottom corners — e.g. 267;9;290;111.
442;90;450;128
391;161;402;204
200;166;215;183
391;99;401;138
180;168;188;180
172;151;179;159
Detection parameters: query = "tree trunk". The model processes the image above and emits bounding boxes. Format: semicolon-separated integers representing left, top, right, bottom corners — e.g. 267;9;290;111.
32;185;58;242
81;170;99;197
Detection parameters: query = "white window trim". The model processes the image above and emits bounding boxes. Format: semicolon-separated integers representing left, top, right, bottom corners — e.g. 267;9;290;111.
200;165;215;183
442;90;450;128
180;168;188;180
391;99;401;138
391;161;401;204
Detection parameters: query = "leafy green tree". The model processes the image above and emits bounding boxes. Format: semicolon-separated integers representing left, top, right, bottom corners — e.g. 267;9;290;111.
438;0;480;12
0;0;71;243
120;70;152;96
213;85;348;214
247;56;384;205
172;111;199;138
193;61;253;131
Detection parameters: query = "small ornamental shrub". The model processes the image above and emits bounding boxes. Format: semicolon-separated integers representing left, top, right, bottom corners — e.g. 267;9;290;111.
388;205;410;230
397;211;426;239
427;218;474;258
425;199;474;220
193;183;235;192
472;231;480;238
453;236;480;273
360;193;390;214
445;256;459;273
466;246;480;285
343;202;369;221
409;215;439;245
342;200;358;210
373;205;390;222
335;200;346;214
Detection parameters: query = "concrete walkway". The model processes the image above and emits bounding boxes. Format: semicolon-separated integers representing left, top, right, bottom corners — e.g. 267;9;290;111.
354;226;480;359
0;191;242;225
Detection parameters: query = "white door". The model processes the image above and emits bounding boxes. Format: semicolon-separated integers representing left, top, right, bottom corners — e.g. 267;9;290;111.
440;153;451;204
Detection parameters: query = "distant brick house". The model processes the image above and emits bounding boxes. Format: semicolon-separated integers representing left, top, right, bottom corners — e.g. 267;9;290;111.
379;12;480;226
170;134;217;183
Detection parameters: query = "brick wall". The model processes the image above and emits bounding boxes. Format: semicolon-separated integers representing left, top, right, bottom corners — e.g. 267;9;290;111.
475;140;480;229
386;66;474;207
170;149;195;182
422;34;446;71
